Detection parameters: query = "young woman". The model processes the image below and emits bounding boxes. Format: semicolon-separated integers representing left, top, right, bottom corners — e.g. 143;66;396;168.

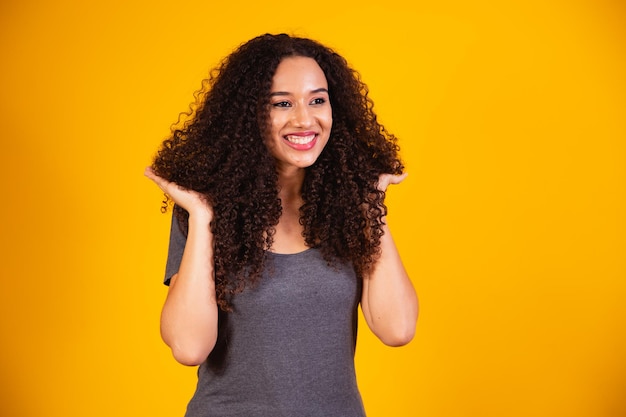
145;33;418;417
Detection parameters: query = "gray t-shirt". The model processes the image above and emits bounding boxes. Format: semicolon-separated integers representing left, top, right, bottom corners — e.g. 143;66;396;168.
164;216;366;417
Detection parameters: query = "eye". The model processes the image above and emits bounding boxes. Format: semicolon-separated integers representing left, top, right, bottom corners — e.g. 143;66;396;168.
310;97;327;105
272;101;291;108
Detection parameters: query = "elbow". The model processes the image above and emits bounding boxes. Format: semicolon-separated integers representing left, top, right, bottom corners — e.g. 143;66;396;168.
170;345;212;366
162;330;217;366
375;304;419;347
172;348;209;366
379;323;416;347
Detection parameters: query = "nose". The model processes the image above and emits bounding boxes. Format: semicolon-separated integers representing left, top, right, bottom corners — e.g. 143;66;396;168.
292;104;313;127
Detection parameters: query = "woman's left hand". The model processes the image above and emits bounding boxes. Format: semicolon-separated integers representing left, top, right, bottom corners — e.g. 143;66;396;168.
377;172;408;192
361;170;418;347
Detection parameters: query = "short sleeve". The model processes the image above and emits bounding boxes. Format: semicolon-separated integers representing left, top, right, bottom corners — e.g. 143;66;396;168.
164;213;187;286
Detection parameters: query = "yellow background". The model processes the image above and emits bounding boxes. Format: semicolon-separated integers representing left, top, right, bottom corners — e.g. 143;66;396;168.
1;0;624;416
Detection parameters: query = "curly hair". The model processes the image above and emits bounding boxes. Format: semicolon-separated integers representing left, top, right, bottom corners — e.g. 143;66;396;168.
152;33;403;311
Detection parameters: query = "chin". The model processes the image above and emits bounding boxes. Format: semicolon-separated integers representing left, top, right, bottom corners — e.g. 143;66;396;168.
294;156;322;168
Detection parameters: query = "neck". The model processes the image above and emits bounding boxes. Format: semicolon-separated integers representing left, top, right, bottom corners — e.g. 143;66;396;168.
276;166;305;201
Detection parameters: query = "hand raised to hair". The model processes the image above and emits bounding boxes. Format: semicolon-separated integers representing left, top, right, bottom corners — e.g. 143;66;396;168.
144;166;214;221
377;172;408;192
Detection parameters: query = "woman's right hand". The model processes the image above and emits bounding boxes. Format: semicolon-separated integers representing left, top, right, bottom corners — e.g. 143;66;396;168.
145;166;219;365
144;166;213;221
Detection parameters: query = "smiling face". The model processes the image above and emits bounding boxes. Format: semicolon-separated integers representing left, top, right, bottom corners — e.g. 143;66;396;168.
264;56;333;176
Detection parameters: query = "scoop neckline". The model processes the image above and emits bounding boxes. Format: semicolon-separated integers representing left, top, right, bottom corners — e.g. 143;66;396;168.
265;247;315;257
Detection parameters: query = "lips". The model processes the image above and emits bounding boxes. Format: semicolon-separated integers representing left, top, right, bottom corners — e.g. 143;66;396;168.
283;132;318;150
285;134;315;145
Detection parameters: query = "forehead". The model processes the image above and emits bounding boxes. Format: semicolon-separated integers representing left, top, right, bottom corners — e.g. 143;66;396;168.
271;56;328;90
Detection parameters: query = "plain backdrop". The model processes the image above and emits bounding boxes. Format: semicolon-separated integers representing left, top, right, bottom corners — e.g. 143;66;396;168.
1;0;625;416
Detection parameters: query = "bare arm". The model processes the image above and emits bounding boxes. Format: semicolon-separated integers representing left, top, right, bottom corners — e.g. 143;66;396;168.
145;167;219;365
360;173;419;346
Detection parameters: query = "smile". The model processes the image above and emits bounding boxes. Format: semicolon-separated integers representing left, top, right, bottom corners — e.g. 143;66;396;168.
285;134;316;145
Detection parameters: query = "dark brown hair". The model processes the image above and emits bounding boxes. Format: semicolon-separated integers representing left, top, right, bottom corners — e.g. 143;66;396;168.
152;33;403;311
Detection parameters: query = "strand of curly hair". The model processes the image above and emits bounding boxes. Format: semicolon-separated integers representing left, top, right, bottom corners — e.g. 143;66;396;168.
151;34;403;311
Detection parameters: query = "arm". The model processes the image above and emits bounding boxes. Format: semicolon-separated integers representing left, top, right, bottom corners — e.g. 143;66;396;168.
145;167;219;366
360;173;419;346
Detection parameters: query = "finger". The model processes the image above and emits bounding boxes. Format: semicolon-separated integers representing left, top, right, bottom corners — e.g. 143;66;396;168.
389;172;409;185
144;166;172;192
144;166;159;182
378;172;408;191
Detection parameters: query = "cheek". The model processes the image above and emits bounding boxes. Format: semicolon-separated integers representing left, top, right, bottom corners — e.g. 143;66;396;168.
268;114;287;136
323;113;333;131
323;107;333;129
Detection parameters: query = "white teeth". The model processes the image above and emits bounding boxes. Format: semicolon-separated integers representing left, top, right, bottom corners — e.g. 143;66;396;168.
285;134;315;144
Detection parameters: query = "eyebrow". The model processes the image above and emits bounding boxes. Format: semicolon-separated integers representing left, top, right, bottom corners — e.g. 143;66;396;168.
269;88;329;97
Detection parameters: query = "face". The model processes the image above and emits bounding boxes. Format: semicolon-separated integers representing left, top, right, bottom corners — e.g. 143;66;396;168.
264;56;332;175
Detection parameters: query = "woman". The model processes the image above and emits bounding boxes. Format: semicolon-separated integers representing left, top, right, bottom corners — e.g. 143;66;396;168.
145;33;418;416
